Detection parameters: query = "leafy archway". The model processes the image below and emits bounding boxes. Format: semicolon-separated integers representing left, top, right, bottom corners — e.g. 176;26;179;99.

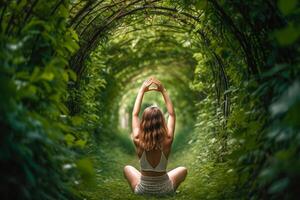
1;0;299;199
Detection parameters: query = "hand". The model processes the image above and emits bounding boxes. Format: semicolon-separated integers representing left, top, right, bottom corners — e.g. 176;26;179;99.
151;77;165;92
141;78;154;92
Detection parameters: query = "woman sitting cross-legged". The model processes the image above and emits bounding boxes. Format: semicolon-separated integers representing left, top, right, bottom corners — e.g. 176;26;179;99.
123;77;187;196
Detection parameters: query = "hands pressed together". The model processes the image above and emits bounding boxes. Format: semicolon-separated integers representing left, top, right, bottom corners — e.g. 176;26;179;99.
141;77;165;93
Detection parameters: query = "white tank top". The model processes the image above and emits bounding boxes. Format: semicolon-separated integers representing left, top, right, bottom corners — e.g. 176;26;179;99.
139;148;168;172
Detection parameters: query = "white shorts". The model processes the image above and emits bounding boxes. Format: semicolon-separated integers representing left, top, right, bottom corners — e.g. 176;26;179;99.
134;174;174;196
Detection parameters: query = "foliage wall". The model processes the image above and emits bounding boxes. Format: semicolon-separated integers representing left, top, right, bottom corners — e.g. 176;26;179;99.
0;1;86;199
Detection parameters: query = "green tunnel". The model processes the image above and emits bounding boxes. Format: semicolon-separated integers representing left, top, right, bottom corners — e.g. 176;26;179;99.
0;0;299;199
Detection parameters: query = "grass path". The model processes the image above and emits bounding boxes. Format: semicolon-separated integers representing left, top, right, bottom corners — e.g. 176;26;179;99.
79;130;238;200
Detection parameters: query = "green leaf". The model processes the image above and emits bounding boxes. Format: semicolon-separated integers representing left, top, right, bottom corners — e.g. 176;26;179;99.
22;19;47;33
62;71;69;82
30;67;40;82
58;4;69;18
75;139;87;148
71;116;84;126
57;103;69;114
76;158;96;186
64;37;79;53
23;165;36;186
259;168;276;182
261;64;287;78
273;23;299;46
20;85;37;98
268;178;289;194
69;29;79;42
277;0;297;15
64;134;75;146
68;69;77;81
40;72;54;81
283;101;300;127
76;158;94;176
195;0;207;10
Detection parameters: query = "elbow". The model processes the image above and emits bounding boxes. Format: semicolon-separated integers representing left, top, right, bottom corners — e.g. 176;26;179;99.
169;112;175;117
131;133;138;141
132;112;139;117
132;109;139;116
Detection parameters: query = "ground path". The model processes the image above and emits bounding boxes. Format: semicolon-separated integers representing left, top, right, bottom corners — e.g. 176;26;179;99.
79;128;237;200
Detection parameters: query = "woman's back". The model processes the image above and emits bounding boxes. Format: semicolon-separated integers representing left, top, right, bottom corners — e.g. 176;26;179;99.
123;77;187;196
137;140;172;176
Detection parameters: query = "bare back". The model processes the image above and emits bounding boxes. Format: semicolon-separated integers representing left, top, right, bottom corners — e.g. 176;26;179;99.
134;137;173;176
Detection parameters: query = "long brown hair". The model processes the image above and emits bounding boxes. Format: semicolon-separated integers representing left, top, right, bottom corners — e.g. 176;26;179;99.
138;106;168;152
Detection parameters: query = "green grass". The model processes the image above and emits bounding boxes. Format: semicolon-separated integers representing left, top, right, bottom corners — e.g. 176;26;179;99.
78;129;238;200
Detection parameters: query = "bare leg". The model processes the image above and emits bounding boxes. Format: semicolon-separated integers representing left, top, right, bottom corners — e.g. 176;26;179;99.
167;166;188;191
123;165;141;192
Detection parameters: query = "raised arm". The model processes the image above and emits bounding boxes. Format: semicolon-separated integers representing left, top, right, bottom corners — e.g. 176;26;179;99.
153;79;176;140
132;79;152;141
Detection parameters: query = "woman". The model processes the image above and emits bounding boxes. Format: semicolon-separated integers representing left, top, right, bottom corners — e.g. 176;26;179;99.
123;77;187;196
